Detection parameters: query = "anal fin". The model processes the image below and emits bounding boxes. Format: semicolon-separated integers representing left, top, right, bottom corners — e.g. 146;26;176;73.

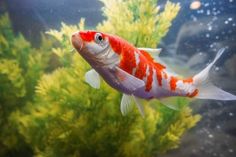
120;94;145;117
132;96;145;117
159;97;184;110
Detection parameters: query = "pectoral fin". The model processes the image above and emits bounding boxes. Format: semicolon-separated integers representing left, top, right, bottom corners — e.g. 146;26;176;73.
115;67;145;91
85;69;100;89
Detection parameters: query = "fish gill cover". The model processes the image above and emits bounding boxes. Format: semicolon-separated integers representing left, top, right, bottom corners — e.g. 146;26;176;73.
0;0;200;157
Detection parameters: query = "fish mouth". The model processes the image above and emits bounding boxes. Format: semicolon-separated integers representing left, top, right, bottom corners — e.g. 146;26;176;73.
71;32;84;52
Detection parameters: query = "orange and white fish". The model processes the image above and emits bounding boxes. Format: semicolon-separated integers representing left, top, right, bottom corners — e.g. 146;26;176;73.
71;30;236;116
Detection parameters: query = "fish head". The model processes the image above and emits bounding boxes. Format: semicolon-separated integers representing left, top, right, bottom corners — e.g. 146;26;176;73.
71;30;119;67
71;30;109;56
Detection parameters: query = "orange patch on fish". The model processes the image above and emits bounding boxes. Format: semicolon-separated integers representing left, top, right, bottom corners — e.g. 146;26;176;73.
79;31;96;42
145;66;153;91
118;42;137;74
109;35;122;55
139;50;166;87
187;89;199;98
156;70;163;86
135;60;147;79
139;50;154;61
170;76;178;91
183;77;193;83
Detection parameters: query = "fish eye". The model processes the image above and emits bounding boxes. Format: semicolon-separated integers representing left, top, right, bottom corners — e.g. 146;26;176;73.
94;33;104;44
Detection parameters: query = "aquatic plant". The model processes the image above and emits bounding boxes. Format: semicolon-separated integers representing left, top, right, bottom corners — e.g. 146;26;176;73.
0;14;53;155
0;0;201;156
97;0;180;47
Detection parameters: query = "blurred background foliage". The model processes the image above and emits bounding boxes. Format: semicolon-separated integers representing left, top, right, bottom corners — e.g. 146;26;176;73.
0;0;201;157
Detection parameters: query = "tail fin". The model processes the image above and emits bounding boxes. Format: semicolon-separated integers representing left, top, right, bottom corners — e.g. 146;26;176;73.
193;48;236;100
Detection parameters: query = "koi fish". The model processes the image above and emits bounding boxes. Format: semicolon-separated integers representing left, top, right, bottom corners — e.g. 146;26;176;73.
71;30;236;116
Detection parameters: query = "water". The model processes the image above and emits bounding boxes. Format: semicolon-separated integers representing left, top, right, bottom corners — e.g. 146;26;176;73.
0;0;236;157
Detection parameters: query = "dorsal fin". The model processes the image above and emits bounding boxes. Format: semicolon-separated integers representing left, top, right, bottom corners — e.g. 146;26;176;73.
138;48;162;56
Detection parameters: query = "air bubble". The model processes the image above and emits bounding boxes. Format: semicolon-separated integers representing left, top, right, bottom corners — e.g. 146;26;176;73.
208;26;212;31
191;15;198;22
207;10;211;15
208;134;213;138
197;9;204;14
228;17;233;21
206;34;210;38
204;3;209;7
229;149;234;153
212;12;217;16
229;112;234;116
225;20;229;24
213;16;218;21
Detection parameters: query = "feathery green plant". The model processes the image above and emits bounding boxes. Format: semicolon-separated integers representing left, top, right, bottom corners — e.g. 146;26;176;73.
0;14;53;156
97;0;180;47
